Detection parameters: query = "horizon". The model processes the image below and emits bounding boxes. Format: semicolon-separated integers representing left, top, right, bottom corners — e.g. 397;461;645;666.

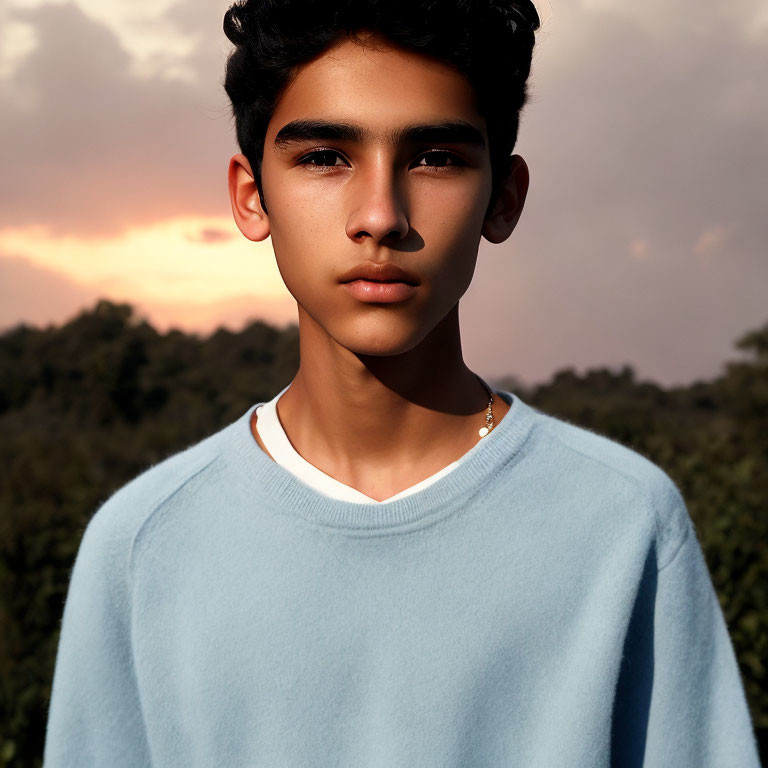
2;294;761;391
1;0;766;388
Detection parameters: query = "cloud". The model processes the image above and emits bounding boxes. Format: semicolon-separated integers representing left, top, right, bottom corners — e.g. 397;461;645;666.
0;253;296;335
0;253;97;329
1;0;766;386
0;215;285;305
134;293;297;333
629;239;649;261
462;0;768;385
693;227;728;257
0;2;236;237
186;226;235;244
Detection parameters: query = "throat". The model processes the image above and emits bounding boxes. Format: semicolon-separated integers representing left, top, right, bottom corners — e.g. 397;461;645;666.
259;376;507;498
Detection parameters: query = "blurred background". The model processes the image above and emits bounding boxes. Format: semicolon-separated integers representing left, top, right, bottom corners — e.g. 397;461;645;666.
0;0;766;765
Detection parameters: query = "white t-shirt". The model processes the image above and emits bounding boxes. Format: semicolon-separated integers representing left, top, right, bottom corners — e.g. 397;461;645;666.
254;384;494;503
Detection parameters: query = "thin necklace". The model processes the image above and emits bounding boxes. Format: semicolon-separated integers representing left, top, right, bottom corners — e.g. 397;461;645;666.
475;375;495;439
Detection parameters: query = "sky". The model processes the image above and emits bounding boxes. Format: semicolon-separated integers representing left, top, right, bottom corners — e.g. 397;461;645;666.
1;0;766;386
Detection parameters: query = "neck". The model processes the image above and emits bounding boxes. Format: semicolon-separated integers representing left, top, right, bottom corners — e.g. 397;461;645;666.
272;303;509;500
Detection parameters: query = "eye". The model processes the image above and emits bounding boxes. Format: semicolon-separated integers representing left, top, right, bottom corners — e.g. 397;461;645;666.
415;151;464;169
297;150;348;168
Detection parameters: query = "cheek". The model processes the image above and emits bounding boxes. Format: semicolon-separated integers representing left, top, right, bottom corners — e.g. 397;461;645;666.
265;189;333;299
413;186;487;287
268;182;324;244
262;160;334;248
265;228;313;307
413;172;489;237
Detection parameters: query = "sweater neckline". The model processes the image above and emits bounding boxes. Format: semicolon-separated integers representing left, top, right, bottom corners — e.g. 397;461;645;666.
224;389;538;532
255;386;478;504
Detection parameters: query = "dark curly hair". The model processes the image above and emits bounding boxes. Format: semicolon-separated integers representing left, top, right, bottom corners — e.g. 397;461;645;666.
223;0;540;208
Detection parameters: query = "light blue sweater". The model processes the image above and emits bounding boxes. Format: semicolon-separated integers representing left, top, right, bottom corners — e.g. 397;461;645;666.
44;391;760;767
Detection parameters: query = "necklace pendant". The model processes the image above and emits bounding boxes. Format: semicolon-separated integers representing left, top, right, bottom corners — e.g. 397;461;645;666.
475;374;495;440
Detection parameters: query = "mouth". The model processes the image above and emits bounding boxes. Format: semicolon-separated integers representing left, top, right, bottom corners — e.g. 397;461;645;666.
346;277;418;285
342;280;416;304
338;260;420;286
340;278;418;304
338;260;420;303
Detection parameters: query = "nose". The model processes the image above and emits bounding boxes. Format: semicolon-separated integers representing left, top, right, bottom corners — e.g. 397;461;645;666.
345;164;410;244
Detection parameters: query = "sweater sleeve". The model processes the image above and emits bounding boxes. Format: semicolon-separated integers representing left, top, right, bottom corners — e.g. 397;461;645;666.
642;513;761;766
43;503;152;768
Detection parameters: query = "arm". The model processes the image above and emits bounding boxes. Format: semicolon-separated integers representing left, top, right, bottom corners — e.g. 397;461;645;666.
44;505;152;768
642;517;760;767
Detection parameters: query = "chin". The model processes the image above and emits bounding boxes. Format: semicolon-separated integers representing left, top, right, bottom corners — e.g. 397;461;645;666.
336;321;430;358
344;336;420;358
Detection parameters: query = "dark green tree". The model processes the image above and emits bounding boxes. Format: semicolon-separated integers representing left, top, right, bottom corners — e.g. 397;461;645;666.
1;301;765;765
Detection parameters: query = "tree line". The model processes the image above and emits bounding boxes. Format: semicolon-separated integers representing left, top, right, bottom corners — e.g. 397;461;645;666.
0;300;765;766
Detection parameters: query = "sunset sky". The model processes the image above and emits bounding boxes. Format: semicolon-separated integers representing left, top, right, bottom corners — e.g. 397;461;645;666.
1;0;766;386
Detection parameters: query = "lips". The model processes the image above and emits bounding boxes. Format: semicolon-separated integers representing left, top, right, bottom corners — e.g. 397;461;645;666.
338;261;419;286
339;261;419;304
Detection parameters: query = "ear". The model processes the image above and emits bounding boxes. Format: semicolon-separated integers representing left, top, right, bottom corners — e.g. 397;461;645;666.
228;153;271;241
481;155;529;244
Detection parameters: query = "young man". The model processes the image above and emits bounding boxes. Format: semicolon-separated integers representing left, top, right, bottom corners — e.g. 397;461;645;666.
44;0;760;765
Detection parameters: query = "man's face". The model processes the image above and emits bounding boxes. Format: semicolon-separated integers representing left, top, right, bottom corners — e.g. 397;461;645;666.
257;33;498;356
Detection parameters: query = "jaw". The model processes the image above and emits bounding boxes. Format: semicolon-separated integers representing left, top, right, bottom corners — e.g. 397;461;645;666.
293;299;465;382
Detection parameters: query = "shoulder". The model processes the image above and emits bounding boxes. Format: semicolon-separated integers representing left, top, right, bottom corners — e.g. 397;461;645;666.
524;402;693;568
75;416;241;575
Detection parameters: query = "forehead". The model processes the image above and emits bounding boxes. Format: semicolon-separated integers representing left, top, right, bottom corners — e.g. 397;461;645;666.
265;34;486;144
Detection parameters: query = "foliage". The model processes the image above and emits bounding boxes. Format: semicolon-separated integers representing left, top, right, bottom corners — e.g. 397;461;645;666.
510;325;768;761
0;301;765;765
0;301;299;766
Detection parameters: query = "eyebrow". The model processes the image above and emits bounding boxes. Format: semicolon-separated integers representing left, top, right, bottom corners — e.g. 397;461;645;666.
273;119;486;150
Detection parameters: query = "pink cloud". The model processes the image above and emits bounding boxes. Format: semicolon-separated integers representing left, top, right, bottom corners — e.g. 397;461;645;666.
185;227;235;245
0;3;235;238
0;253;296;336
